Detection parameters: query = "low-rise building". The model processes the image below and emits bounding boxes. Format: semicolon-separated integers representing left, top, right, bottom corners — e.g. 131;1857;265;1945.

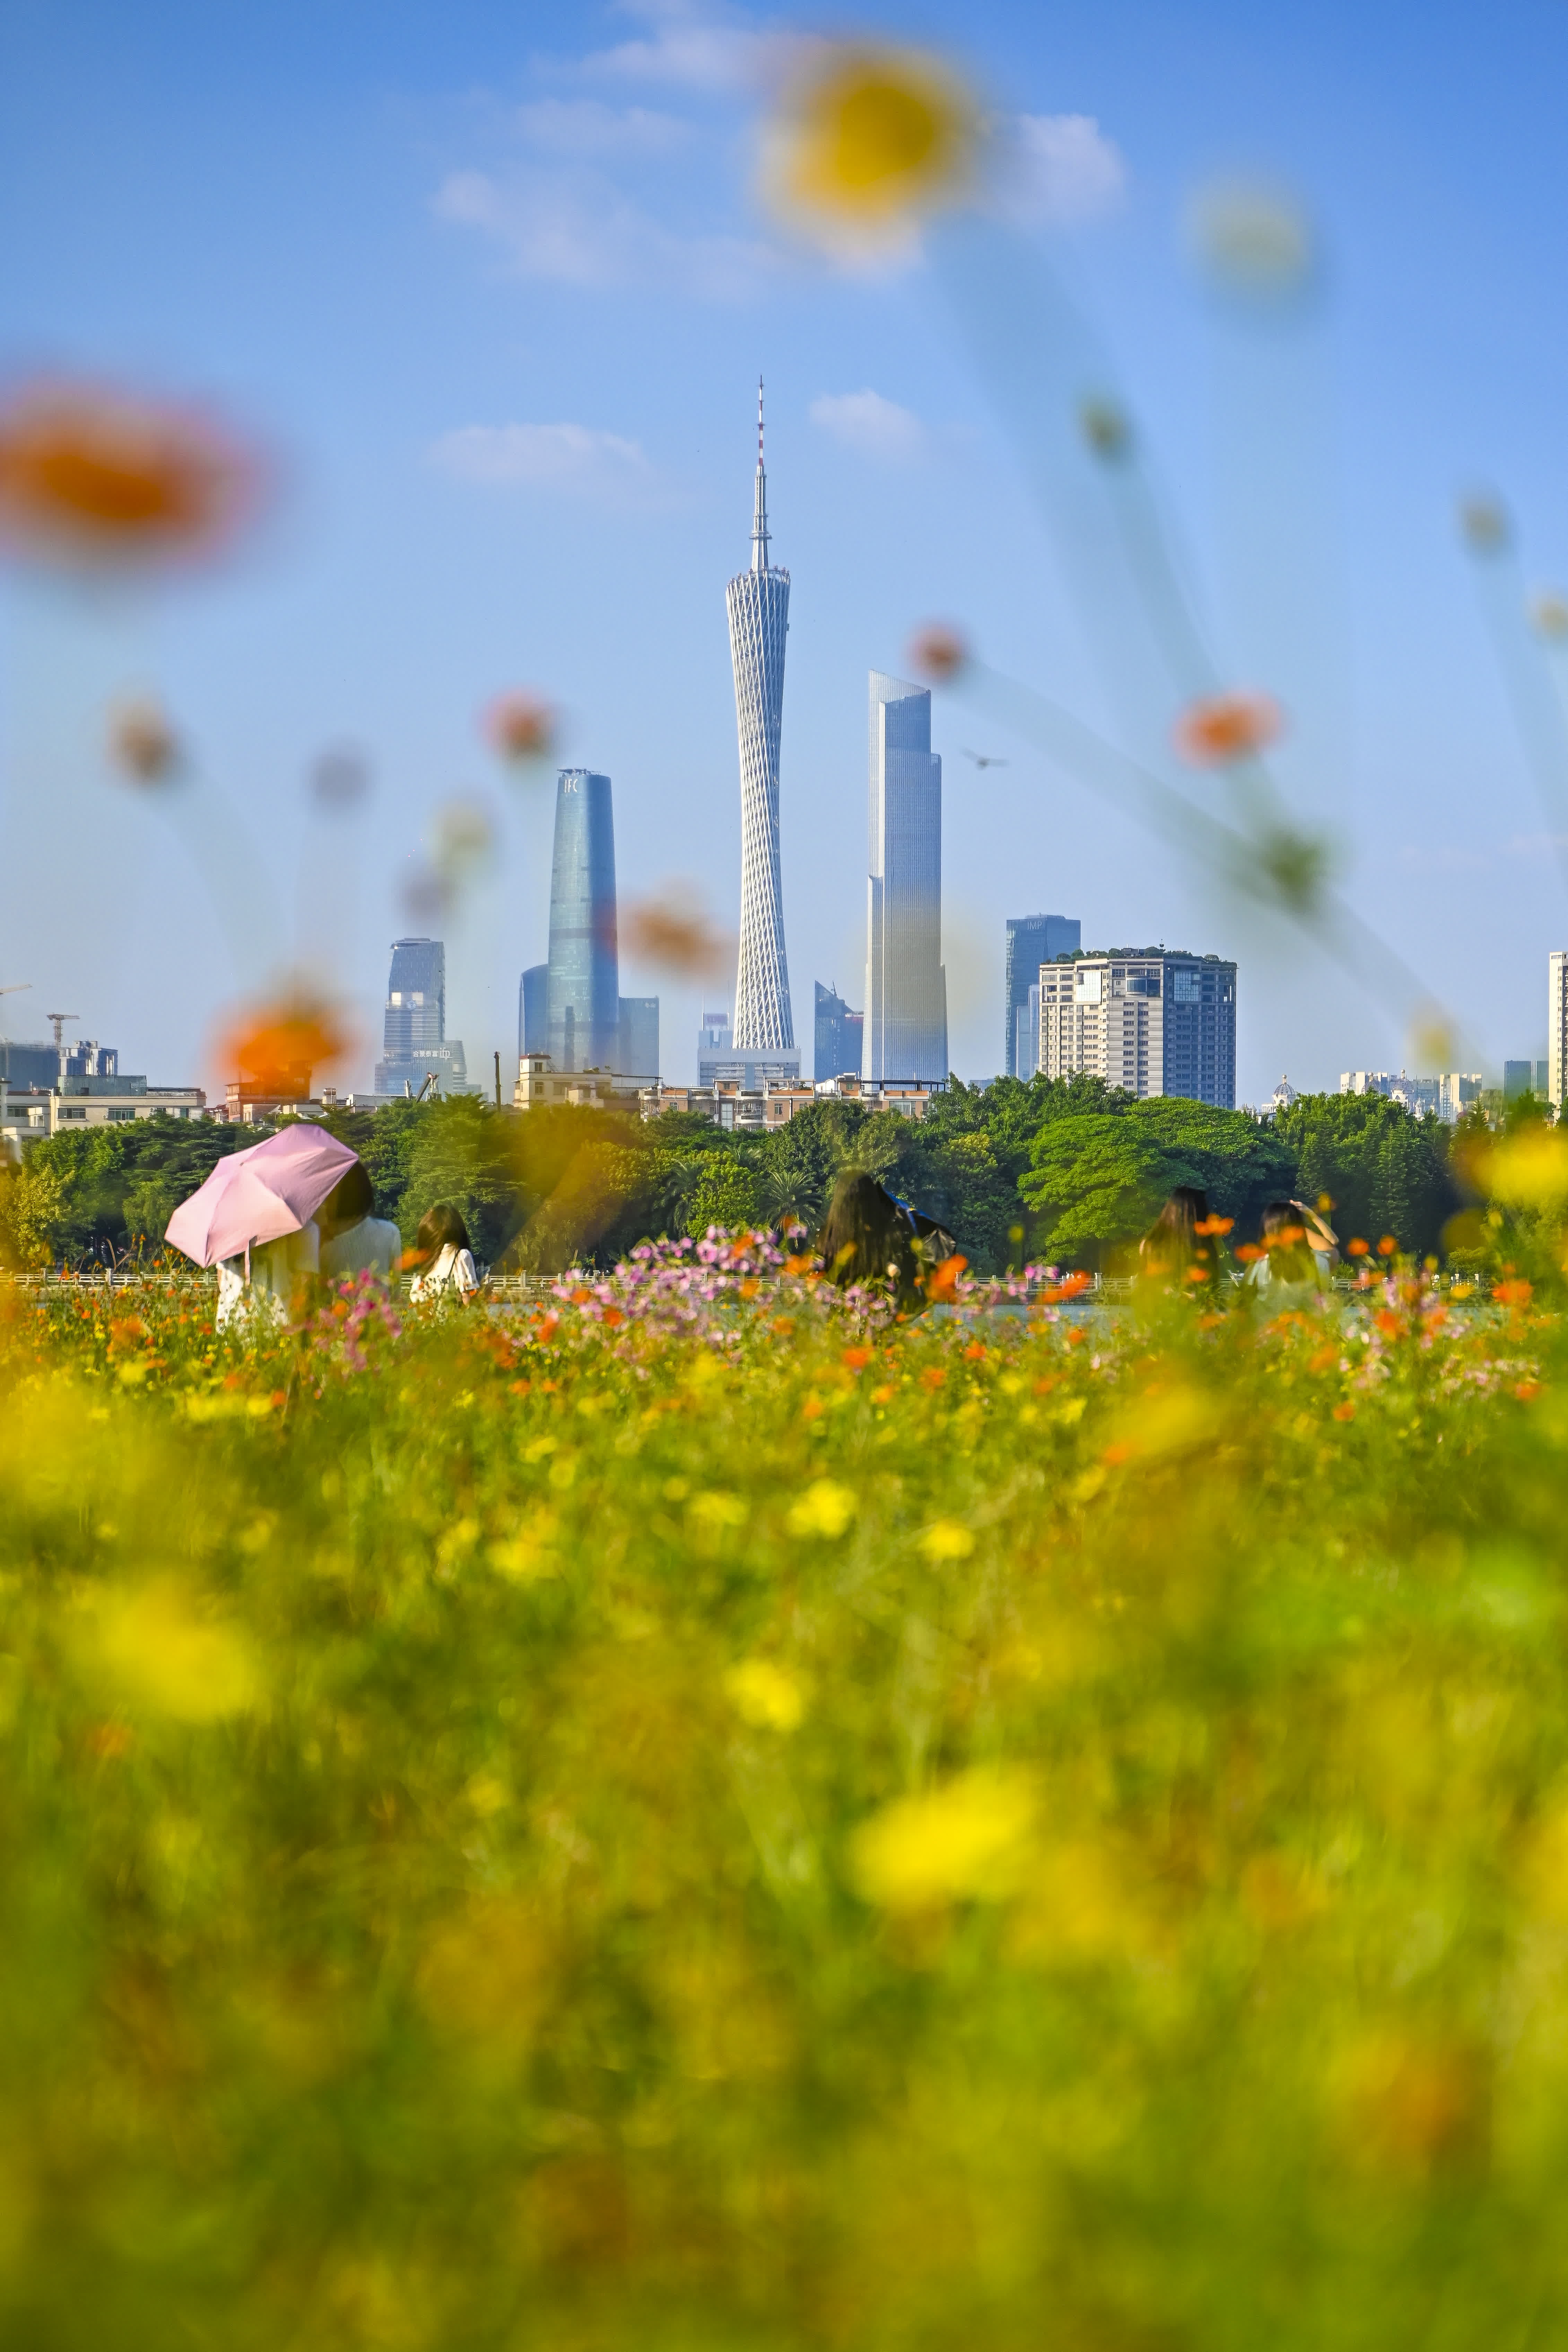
2;1075;207;1143
1339;1070;1482;1122
513;1053;655;1113
642;1073;940;1128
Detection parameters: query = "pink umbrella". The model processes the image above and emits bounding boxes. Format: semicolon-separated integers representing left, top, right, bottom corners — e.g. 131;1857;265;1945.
165;1124;359;1268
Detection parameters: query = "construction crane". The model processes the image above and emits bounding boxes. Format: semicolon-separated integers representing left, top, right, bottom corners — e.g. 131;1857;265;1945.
45;1012;78;1051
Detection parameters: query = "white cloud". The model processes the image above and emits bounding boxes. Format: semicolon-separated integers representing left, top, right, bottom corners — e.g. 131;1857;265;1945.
809;389;926;464
434;167;780;300
430;422;664;507
514;97;690;158
583;1;803;93
1009;114;1127;225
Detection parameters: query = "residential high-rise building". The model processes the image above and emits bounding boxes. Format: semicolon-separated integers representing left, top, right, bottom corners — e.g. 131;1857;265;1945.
727;382;798;1075
1550;951;1568;1107
374;938;469;1095
1039;950;1236;1106
1005;914;1080;1075
815;981;864;1081
864;671;946;1083
1505;1060;1535;1100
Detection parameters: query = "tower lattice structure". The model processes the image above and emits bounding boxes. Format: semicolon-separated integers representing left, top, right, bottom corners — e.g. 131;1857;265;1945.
726;382;794;1052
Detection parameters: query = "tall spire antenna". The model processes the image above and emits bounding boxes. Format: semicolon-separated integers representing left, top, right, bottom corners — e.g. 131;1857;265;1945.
750;375;769;572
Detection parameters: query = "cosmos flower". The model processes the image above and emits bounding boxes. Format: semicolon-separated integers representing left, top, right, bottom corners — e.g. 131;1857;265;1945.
1459;496;1510;555
309;747;372;811
108;698;182;785
761;43;980;248
620;888;730;979
430;798;497;877
486;693;557;765
1174;690;1283;767
1079;397;1132;461
1186;180;1316;298
1532;593;1568;642
220;993;350;1100
0;379;263;569
907;622;970;685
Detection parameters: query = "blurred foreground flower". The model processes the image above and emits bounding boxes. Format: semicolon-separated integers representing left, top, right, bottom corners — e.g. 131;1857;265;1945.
907;622;970;685
725;1657;805;1733
1533;593;1568;643
108;697;182;785
220;991;350;1099
486;691;557;766
431;796;497;880
1186;179;1316;298
851;1769;1035;1911
90;1580;261;1723
761;42;979;249
620;886;731;979
1460;495;1510;554
0;378;264;569
1472;1128;1568;1213
1175;690;1283;767
310;746;371;810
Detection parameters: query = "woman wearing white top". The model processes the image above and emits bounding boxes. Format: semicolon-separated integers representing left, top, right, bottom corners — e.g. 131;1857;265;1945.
318;1162;402;1286
407;1202;480;1305
216;1220;320;1330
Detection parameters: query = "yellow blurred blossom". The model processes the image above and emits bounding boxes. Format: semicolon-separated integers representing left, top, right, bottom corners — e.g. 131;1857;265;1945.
92;1580;261;1723
724;1657;806;1733
761;43;980;248
1480;1129;1568;1212
850;1768;1035;1911
918;1518;976;1562
787;1478;856;1540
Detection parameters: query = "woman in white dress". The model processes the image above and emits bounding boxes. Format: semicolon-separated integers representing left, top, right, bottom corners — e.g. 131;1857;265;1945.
407;1202;480;1305
216;1221;321;1330
318;1162;402;1286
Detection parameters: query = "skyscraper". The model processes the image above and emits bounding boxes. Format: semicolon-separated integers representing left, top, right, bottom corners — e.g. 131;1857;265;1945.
374;938;470;1095
814;981;864;1081
529;767;660;1077
1005;914;1080;1075
727;382;798;1073
864;672;947;1083
547;769;620;1072
1038;950;1236;1107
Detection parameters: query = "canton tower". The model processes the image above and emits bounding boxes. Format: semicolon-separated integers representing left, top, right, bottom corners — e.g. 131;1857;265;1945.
726;381;794;1055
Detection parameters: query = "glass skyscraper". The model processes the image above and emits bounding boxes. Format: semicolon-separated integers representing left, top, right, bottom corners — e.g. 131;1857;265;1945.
374;938;469;1095
727;384;798;1072
814;981;863;1082
863;672;947;1084
1005;914;1081;1076
547;770;621;1073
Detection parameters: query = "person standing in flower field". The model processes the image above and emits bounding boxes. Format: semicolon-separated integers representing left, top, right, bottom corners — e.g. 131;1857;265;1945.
407;1203;480;1305
1138;1186;1229;1297
1242;1199;1339;1302
318;1163;401;1287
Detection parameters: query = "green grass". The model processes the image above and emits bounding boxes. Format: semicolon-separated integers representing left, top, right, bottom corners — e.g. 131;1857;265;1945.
3;1261;1567;2349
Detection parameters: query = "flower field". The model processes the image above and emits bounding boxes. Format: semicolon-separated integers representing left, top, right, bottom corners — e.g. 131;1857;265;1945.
3;1250;1568;2348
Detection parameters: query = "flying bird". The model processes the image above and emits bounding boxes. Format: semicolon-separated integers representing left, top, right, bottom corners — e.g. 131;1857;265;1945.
960;747;1009;769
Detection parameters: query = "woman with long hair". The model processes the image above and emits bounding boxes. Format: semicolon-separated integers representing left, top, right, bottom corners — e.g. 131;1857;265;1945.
408;1201;480;1305
1138;1184;1222;1295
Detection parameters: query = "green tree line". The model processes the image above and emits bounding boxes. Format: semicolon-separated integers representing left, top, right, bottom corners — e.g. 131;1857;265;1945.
0;1081;1470;1274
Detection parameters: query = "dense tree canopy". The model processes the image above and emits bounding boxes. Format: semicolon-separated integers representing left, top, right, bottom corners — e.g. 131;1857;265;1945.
0;1078;1480;1274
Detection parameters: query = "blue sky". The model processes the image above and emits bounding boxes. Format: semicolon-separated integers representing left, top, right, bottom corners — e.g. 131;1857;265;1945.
3;0;1568;1099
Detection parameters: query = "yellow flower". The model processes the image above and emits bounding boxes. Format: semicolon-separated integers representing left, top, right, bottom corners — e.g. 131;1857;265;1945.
1481;1130;1568;1212
919;1518;976;1562
762;43;979;244
725;1658;805;1733
850;1768;1035;1911
92;1580;261;1723
787;1478;856;1540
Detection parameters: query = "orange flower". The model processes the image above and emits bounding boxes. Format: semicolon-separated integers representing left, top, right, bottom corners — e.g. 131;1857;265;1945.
907;621;969;684
219;993;349;1099
1193;1215;1234;1237
1039;1270;1092;1303
870;1383;895;1405
843;1345;873;1372
920;1367;947;1392
620;889;730;979
925;1253;967;1303
1494;1278;1533;1309
1516;1380;1543;1403
963;1341;986;1360
1347;1238;1369;1257
0;378;264;568
1235;1242;1263;1264
486;691;556;764
1174;690;1282;768
1332;1401;1356;1422
1377;1236;1397;1257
